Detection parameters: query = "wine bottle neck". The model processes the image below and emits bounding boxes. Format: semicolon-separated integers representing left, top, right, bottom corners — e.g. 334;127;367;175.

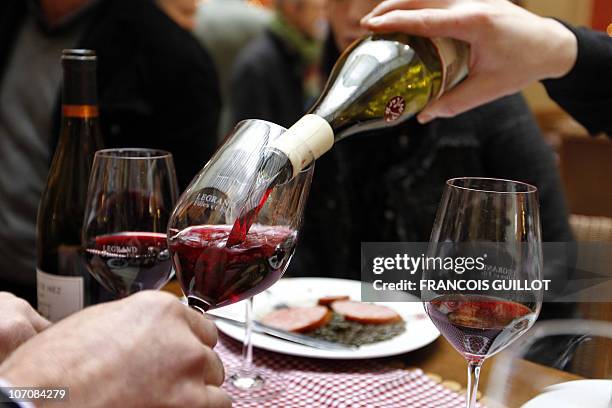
62;105;99;118
61;50;98;117
62;71;98;108
268;114;334;178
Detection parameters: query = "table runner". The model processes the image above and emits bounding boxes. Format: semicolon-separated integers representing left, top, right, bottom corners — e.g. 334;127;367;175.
215;334;485;408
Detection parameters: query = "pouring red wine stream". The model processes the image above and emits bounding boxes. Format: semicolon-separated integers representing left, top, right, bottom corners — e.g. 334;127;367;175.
225;33;469;243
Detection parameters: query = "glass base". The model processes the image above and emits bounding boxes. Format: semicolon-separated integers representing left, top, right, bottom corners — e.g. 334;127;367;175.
230;371;264;390
224;367;284;402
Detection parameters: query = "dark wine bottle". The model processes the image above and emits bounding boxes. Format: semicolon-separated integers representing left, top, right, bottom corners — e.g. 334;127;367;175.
36;49;106;322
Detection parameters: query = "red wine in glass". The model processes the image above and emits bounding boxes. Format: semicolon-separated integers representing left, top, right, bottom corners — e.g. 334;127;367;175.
426;294;537;362
85;232;172;297
169;224;297;311
226;150;294;247
226;187;273;247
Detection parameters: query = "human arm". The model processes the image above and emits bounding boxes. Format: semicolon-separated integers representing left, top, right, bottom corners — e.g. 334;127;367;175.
542;25;612;135
0;291;230;408
0;293;50;363
361;0;580;124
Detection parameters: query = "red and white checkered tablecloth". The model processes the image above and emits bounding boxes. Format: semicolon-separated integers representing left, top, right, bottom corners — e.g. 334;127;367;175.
215;334;486;408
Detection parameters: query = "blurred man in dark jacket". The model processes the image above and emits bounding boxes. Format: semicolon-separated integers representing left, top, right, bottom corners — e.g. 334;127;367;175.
230;0;326;128
0;0;221;303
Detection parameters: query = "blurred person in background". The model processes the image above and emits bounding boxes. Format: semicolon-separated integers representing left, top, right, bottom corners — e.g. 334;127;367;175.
193;0;272;137
158;0;200;31
230;0;327;128
0;0;221;305
290;0;574;319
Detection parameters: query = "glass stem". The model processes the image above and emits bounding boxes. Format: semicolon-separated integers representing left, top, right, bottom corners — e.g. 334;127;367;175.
466;360;483;408
241;297;254;372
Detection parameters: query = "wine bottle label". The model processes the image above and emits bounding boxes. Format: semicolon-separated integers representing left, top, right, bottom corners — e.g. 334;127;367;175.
269;114;334;178
36;269;84;322
430;38;470;98
384;96;406;123
62;105;99;118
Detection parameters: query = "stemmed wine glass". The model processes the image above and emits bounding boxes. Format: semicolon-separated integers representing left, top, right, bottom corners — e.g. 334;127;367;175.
167;120;314;401
423;178;543;408
82;148;179;298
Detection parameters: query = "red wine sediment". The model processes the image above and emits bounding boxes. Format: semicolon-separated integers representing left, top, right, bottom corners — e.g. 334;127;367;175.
169;224;297;311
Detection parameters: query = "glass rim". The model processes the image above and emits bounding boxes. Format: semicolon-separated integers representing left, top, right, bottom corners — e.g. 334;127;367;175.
297;161;315;174
446;177;538;194
94;148;172;160
233;118;313;174
235;118;288;132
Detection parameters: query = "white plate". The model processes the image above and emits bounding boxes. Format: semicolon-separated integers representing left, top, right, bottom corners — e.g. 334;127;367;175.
213;277;440;359
521;380;612;408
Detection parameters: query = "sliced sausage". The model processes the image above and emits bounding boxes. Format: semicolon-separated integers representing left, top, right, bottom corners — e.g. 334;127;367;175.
331;300;402;324
261;306;332;333
317;295;350;306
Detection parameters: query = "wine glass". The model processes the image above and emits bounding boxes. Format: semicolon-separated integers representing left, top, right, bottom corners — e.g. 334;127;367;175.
167;119;314;401
82;148;179;298
423;178;543;408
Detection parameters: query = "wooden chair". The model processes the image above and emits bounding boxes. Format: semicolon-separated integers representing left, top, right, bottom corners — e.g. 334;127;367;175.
568;214;612;378
569;214;612;241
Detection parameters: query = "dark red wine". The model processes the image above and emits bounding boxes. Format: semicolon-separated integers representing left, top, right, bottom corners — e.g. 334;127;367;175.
426;295;536;362
227;187;273;246
169;224;297;311
85;232;172;297
226;149;293;246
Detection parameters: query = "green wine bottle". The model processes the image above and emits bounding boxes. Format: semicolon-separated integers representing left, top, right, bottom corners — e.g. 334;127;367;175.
174;33;469;245
271;33;469;178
